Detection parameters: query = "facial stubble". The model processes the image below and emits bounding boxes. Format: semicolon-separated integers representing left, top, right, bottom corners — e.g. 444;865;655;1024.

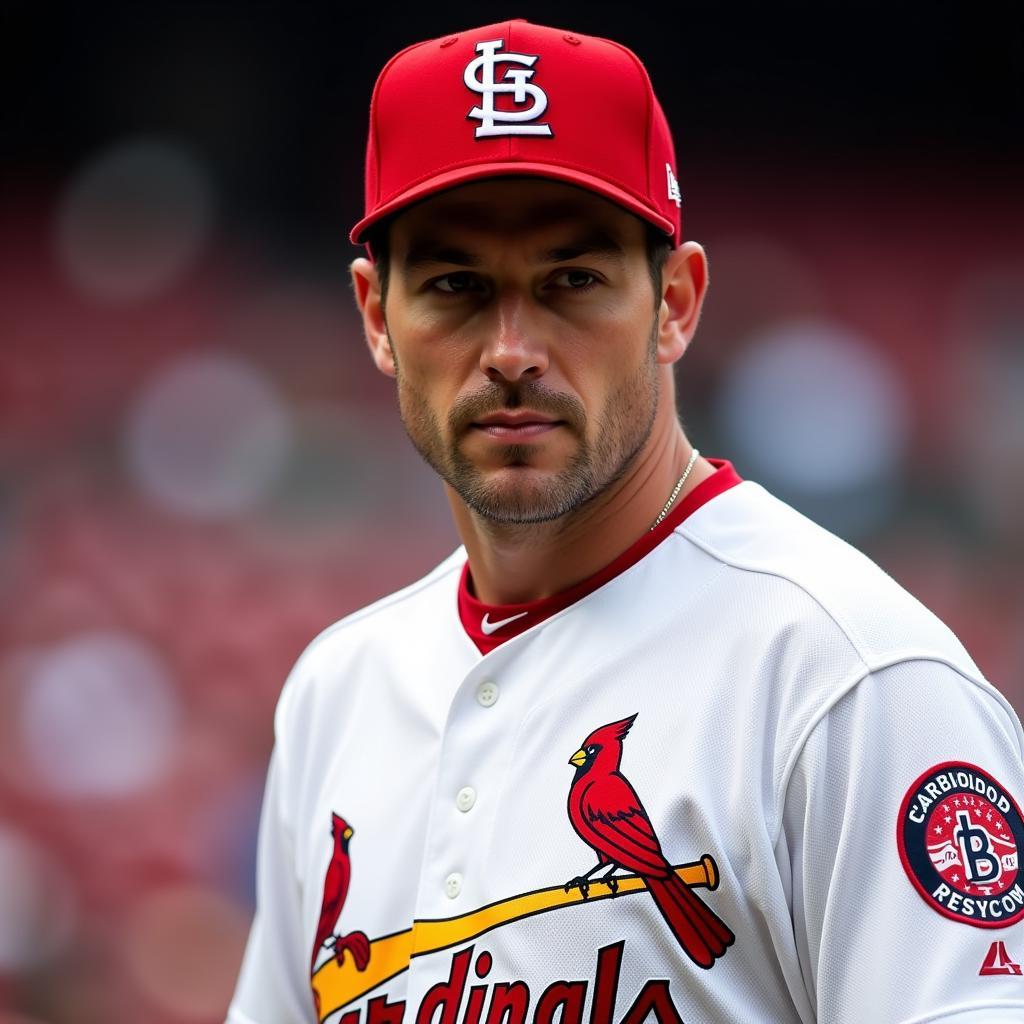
389;320;661;525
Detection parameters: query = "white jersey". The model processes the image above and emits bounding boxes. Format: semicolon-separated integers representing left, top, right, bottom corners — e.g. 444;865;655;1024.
227;461;1024;1024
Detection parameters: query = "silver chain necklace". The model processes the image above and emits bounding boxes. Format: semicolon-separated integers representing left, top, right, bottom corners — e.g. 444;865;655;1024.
650;448;700;531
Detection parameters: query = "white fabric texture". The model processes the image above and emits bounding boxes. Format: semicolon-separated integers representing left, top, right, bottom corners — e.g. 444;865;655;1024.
227;481;1024;1024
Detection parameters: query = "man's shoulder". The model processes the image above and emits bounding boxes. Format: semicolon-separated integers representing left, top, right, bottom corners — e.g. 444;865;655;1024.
311;545;466;648
273;546;468;720
678;479;979;675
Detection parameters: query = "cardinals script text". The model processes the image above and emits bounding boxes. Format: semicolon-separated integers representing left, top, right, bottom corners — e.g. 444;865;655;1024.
328;942;690;1024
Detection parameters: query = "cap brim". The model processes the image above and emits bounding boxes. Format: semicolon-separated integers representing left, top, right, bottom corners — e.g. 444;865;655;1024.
349;162;677;246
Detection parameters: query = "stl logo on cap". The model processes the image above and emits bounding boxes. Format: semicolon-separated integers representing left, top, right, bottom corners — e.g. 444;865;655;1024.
464;38;554;138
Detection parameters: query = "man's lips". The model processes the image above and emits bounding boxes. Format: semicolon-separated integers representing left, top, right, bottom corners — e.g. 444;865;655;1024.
470;411;564;440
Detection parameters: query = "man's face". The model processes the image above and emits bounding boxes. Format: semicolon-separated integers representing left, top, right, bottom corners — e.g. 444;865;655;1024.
373;179;666;525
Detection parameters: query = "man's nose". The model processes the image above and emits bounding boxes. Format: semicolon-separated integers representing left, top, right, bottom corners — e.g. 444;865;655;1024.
478;293;549;384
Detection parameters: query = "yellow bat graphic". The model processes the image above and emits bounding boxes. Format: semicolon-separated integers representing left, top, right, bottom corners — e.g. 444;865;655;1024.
312;856;720;1022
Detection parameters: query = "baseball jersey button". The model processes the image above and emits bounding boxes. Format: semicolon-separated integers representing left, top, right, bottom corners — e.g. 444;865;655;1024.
456;786;476;812
476;681;499;707
445;872;463;899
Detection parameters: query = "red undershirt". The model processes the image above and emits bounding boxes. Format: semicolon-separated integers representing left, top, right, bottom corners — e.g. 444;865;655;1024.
458;458;743;653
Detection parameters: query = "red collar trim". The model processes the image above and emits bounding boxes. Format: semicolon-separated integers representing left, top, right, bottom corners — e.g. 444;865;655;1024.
458;458;743;654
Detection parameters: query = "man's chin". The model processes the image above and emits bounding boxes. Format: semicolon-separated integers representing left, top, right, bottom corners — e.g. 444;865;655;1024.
452;466;596;525
464;499;573;526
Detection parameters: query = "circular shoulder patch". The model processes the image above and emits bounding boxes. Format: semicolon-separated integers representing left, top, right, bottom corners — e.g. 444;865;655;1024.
897;761;1024;928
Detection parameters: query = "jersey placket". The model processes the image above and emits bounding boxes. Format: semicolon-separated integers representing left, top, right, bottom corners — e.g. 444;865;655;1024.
402;639;534;1018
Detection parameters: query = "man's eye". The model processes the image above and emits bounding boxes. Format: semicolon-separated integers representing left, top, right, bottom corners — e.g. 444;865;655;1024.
433;272;481;294
551;269;599;291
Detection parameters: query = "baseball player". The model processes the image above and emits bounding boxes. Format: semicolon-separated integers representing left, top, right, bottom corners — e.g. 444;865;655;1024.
227;20;1024;1024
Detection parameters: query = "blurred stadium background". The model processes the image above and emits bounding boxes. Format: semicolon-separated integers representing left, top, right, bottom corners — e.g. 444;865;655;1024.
1;3;1022;1021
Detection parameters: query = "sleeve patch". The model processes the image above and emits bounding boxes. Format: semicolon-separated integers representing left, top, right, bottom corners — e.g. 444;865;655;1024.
897;761;1024;928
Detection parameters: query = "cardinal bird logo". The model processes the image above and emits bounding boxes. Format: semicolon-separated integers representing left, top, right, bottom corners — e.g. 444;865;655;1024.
311;813;371;977
565;713;735;969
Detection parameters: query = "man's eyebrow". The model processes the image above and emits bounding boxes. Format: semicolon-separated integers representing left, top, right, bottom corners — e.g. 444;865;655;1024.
401;229;626;275
540;230;625;264
402;244;481;273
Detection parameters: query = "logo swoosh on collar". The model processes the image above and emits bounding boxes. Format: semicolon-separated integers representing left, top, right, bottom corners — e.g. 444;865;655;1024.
480;611;529;636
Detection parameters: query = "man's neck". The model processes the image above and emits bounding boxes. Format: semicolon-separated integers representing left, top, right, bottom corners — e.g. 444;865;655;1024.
448;424;716;606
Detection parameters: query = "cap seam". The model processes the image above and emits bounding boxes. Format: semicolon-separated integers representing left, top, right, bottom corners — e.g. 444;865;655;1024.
505;19;519;162
603;38;656;222
369;37;438;205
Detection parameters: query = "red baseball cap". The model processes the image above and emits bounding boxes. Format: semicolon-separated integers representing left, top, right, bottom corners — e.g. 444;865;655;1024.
350;19;683;250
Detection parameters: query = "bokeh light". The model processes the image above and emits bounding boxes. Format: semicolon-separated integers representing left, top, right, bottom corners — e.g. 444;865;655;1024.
15;631;180;798
715;317;909;535
125;352;292;519
120;884;250;1020
55;138;214;304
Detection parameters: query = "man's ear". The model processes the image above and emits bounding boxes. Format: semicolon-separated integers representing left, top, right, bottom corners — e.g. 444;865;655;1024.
655;241;709;366
351;257;395;377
